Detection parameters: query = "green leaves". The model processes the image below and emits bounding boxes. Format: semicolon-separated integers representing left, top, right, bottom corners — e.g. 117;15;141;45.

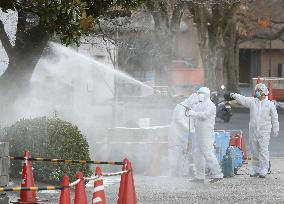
0;0;16;12
2;116;92;184
36;0;83;45
0;0;144;45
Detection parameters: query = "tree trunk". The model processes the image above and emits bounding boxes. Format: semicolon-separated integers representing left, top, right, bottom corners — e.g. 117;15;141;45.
153;33;173;86
0;12;49;120
145;0;184;87
188;3;241;92
199;31;239;92
0;26;49;98
224;19;239;92
197;26;226;90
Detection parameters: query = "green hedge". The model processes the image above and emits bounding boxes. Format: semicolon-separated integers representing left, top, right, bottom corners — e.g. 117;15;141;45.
2;116;92;184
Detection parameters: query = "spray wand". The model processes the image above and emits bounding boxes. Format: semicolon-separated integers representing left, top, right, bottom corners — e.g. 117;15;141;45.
178;103;191;117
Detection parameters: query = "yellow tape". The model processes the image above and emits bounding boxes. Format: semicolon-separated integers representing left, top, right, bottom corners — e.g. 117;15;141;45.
51;159;59;163
35;158;44;161
46;186;56;190
79;160;87;164
30;187;39;191
13;187;21;192
64;160;72;164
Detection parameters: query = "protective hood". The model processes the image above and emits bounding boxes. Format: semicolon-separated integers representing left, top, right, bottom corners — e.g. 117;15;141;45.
197;87;210;101
255;83;269;96
180;93;199;108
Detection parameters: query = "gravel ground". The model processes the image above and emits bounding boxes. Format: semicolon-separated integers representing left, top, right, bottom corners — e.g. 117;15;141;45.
6;110;284;203
6;157;284;204
121;157;284;204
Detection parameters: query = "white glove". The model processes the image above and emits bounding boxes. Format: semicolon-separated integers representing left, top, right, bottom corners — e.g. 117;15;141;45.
230;93;236;98
187;110;196;116
272;130;279;138
272;100;278;108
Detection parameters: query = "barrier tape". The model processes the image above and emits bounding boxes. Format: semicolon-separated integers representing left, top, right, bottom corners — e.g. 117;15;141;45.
101;170;129;177
84;175;100;181
1;170;130;192
9;157;124;165
69;178;82;187
70;170;130;186
0;186;65;192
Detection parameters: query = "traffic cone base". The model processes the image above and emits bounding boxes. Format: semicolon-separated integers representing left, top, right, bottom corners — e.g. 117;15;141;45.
11;150;40;204
92;166;106;204
117;158;137;204
74;172;88;204
59;175;71;204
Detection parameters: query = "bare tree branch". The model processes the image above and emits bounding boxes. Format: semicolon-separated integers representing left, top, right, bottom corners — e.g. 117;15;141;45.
145;0;170;33
170;1;185;32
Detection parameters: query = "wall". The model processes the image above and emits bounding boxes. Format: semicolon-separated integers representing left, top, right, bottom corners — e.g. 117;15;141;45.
260;50;284;77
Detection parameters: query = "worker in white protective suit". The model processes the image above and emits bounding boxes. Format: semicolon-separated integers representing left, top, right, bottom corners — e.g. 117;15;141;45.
230;83;279;178
168;94;198;177
182;87;223;183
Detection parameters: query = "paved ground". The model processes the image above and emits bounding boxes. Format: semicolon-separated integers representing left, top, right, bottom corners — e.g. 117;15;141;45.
7;157;284;204
7;110;284;203
95;157;284;203
129;158;284;204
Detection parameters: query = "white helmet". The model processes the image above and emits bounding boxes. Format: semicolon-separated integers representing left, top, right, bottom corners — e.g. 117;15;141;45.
197;87;210;96
255;83;269;96
196;87;210;102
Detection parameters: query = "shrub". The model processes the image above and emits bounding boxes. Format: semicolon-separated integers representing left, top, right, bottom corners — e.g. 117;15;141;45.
2;116;92;184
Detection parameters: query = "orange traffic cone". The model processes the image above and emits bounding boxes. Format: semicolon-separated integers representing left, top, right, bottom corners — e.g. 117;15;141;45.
256;76;261;84
59;176;71;204
147;142;162;176
229;133;248;161
241;133;248;160
92;167;106;204
74;172;88;204
117;158;137;204
16;150;38;203
117;161;126;204
268;81;273;100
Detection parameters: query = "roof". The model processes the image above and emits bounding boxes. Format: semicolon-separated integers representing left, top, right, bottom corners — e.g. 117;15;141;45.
239;39;284;49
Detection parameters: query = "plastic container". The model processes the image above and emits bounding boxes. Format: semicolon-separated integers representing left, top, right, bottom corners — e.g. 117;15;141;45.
222;154;233;177
214;131;231;163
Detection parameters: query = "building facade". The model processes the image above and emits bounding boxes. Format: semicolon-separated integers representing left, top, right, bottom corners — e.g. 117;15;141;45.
239;39;284;84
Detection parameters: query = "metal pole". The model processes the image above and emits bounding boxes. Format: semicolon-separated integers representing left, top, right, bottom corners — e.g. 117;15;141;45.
269;39;272;77
112;27;119;128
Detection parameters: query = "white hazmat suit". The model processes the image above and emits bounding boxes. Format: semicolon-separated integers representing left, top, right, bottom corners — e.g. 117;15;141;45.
182;87;223;180
168;94;197;176
231;83;279;176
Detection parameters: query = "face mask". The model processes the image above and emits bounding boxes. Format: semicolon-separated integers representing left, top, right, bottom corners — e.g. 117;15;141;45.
255;91;261;98
198;93;205;102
